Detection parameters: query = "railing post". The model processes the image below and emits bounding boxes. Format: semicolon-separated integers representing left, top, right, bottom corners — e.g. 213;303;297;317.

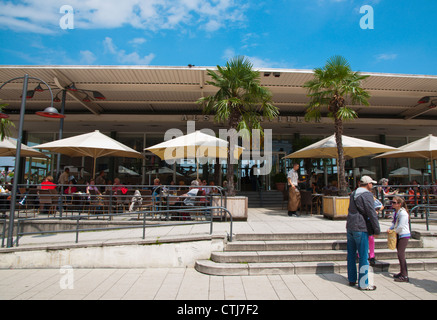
75;217;80;243
142;208;146;239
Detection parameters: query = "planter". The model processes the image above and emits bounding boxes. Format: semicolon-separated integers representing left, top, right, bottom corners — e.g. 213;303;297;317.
323;196;349;220
212;196;248;221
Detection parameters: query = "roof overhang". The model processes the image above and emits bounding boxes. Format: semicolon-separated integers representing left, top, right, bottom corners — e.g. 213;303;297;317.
1;65;437;136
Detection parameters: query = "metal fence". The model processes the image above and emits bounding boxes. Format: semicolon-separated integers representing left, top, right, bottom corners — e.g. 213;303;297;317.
0;183;233;247
375;184;437;216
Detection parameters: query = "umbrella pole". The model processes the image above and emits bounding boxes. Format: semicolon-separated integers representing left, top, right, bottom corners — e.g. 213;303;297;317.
196;159;199;180
432;156;435;182
93;158;96;178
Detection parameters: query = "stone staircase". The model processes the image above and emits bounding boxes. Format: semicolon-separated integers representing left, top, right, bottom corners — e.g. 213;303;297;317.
238;191;285;208
195;232;437;276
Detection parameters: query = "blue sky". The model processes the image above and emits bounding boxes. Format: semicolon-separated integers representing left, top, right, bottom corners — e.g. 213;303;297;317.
0;0;437;75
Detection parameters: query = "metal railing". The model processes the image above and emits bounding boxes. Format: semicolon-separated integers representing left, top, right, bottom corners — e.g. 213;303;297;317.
409;204;437;231
376;184;437;218
0;183;233;247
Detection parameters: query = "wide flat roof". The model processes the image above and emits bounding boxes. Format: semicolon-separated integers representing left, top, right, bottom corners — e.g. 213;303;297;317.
1;65;437;137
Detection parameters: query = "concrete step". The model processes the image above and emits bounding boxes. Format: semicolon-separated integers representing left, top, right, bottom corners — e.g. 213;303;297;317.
212;248;437;263
195;231;437;276
195;258;437;276
234;232;354;241
224;239;423;252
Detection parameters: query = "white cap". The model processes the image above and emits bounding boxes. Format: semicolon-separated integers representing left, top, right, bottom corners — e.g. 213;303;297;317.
360;175;377;184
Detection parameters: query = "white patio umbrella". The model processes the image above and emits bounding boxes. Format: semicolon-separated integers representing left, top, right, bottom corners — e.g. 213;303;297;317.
145;131;244;179
374;134;437;179
105;165;140;176
389;167;429;177
346;168;376;177
32;130;143;177
145;167;183;176
0;137;47;158
283;134;397;187
283;134;398;159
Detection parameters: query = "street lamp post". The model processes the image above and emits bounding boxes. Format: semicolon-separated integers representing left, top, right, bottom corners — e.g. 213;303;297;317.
0;74;60;247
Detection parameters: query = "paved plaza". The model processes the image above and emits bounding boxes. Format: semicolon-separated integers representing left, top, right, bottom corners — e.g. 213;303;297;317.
1;208;437;300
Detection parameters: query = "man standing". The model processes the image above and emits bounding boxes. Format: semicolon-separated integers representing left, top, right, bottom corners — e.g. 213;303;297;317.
58;167;70;193
287;163;302;217
346;175;381;291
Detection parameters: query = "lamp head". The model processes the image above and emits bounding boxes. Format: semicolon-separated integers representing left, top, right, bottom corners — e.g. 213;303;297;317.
35;106;65;118
92;91;106;100
418;96;430;104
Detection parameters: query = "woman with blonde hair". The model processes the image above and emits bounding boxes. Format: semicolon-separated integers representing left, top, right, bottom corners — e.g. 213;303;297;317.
388;196;411;282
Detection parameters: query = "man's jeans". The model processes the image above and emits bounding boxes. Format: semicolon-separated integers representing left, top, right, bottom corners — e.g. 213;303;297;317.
347;230;370;287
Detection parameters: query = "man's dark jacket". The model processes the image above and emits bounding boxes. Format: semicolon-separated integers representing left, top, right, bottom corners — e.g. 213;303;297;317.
346;187;380;235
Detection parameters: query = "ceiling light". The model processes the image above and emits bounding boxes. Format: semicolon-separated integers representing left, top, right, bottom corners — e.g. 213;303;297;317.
25;90;35;99
92;91;106;100
34;83;44;92
66;83;78;91
418;96;430;104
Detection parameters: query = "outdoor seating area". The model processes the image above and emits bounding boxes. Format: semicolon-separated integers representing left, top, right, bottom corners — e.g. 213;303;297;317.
0;183;225;220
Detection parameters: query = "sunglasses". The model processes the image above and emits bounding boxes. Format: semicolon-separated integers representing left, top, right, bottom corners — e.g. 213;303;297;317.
392;201;401;204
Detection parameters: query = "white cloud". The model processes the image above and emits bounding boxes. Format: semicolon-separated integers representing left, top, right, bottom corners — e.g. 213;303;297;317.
0;0;247;33
103;37;155;65
129;38;147;46
375;53;398;61
222;48;291;69
80;50;97;64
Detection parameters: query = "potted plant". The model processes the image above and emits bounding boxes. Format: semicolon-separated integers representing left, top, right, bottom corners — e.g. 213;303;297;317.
273;172;287;191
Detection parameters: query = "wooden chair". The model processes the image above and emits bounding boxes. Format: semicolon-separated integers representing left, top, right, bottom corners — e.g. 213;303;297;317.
38;189;57;216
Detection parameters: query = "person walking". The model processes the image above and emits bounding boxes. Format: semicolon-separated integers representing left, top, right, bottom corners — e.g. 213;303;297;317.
369;197;384;267
388;196;411;282
287;163;302;217
346;176;381;290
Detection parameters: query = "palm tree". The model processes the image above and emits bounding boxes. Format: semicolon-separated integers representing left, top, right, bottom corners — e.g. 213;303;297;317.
0;102;15;141
303;56;370;196
197;56;279;196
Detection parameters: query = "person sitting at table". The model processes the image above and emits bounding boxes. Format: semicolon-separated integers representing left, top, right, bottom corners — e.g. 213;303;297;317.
86;179;101;199
152;178;162;202
112;177;127;195
64;180;78;195
168;180;178;192
378;178;396;218
311;182;320;194
172;180;200;220
63;180;78;206
209;181;218;194
181;180;201;206
41;176;56;190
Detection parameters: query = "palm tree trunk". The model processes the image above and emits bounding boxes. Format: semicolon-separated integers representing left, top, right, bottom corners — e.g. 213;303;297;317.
334;116;348;196
226;110;240;197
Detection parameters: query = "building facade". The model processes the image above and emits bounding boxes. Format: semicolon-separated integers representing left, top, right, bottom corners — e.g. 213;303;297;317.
1;65;437;189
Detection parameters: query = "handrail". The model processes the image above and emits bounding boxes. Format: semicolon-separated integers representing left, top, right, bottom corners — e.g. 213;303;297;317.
375;184;437;218
11;206;233;247
0;183;233;247
409;204;437;231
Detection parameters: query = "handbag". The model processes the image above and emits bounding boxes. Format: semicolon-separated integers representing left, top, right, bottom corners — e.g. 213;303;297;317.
387;229;397;250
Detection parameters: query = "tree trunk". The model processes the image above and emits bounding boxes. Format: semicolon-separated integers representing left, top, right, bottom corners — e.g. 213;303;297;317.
214;157;220;185
334;116;348;196
226;110;240;197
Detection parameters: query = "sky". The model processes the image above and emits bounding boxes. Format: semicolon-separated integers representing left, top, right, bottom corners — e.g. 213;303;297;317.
0;0;437;75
